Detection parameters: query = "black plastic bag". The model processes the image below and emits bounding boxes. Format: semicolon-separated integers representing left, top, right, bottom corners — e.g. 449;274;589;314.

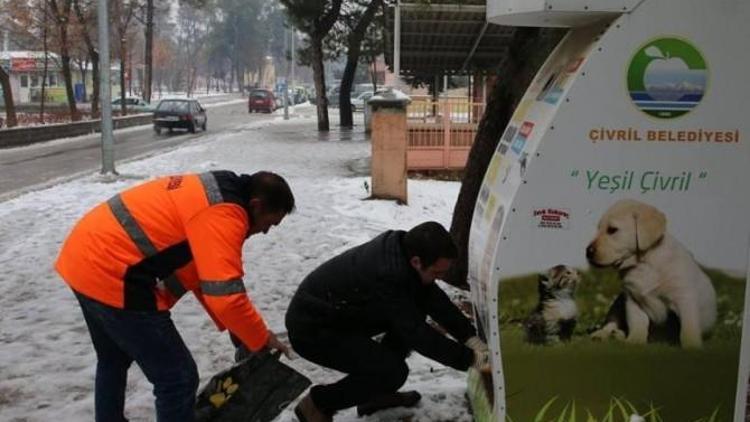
195;350;311;422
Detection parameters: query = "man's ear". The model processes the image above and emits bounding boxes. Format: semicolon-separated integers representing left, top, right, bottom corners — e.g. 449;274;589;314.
409;256;422;271
248;197;263;211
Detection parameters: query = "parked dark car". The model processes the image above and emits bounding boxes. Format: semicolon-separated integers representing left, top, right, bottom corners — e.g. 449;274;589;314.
248;89;276;113
153;99;207;134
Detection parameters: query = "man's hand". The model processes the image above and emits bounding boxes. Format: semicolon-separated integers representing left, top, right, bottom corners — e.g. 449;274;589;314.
465;336;489;354
472;348;491;373
265;331;291;358
466;336;491;373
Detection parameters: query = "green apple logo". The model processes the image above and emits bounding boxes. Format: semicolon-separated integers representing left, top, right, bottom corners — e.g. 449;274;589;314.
627;37;707;119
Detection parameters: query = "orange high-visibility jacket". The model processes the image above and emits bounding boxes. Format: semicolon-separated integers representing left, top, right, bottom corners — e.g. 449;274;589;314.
55;171;269;351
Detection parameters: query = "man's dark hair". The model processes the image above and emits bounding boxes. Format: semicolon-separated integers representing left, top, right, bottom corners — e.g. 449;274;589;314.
242;171;295;214
403;221;457;267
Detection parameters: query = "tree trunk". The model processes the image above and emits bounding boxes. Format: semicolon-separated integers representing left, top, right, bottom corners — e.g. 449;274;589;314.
311;36;329;131
190;65;197;96
235;63;240;93
41;69;47;123
370;53;378;93
91;53;100;117
41;22;49;123
51;0;79;121
444;28;564;289
143;0;154;103
228;65;234;93
339;57;356;128
53;22;79;121
120;37;128;115
128;51;133;96
72;0;98;116
61;53;79;120
339;0;381;128
303;0;342;131
0;67;18;127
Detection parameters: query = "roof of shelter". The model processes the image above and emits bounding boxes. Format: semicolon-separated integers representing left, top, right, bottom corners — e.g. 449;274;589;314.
384;1;515;77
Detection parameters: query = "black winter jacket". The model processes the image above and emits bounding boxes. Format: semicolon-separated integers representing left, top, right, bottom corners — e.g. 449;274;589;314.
286;230;475;371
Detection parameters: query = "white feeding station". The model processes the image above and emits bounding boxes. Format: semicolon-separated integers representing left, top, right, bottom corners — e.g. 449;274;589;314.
467;0;750;421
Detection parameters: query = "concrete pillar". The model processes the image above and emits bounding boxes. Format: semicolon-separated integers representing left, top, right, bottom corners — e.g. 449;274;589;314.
369;90;410;204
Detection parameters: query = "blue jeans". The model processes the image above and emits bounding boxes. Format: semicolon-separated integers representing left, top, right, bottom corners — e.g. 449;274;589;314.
75;292;199;422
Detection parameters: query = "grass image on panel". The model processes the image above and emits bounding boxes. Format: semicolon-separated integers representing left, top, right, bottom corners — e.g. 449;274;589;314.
497;268;744;422
504;397;722;422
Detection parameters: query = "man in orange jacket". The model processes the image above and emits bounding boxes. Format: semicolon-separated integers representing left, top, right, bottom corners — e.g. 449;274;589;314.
55;170;295;422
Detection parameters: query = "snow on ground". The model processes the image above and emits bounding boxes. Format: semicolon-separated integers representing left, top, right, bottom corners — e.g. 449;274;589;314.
0;115;472;421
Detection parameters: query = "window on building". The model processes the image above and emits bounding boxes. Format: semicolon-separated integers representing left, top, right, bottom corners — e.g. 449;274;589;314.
30;75;39;87
48;74;57;87
20;75;29;88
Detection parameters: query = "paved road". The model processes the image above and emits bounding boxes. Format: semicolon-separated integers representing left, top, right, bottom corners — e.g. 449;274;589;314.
0;96;300;200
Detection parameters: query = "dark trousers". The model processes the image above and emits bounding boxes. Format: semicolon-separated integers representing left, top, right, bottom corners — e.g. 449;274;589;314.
288;324;410;414
75;292;199;422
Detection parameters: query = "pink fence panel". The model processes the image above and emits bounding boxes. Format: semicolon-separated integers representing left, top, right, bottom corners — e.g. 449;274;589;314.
405;102;484;170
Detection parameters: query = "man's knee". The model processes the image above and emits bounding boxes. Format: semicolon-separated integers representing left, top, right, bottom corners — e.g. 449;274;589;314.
380;359;409;392
184;358;200;392
381;333;411;359
152;356;199;397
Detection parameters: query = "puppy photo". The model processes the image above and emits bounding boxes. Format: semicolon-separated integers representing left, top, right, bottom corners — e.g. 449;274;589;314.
524;265;580;345
587;199;716;348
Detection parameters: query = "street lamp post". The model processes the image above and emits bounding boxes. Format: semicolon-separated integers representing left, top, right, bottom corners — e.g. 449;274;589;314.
98;0;115;174
291;30;295;104
394;0;401;80
283;29;289;120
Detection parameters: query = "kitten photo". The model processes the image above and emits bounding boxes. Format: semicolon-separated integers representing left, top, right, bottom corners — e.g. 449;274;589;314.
524;265;581;345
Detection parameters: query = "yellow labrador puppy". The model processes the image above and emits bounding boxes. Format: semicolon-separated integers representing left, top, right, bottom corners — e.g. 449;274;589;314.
586;199;716;348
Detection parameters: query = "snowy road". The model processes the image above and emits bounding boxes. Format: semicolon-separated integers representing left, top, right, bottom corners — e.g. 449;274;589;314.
0;115;473;421
0;97;308;200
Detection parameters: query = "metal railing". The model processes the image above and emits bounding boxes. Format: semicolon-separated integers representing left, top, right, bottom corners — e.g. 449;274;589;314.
405;99;485;170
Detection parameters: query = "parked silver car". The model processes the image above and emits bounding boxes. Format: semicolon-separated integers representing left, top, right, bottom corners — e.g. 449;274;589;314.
351;91;374;112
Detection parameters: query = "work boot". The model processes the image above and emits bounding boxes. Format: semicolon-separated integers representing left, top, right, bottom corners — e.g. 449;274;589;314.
294;393;332;422
356;390;422;416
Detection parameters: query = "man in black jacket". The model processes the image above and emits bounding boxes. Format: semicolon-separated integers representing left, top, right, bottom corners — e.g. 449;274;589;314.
286;222;490;422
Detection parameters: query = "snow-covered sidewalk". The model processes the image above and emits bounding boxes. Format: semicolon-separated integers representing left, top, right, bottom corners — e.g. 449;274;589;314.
0;115;472;421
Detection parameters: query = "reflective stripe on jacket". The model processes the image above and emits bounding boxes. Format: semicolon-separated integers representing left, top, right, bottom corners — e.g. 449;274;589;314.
55;171;270;351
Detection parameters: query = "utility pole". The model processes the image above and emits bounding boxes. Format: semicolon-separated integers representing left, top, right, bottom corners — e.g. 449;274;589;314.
98;0;116;174
394;0;401;81
144;0;154;103
283;28;289;120
291;29;295;102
